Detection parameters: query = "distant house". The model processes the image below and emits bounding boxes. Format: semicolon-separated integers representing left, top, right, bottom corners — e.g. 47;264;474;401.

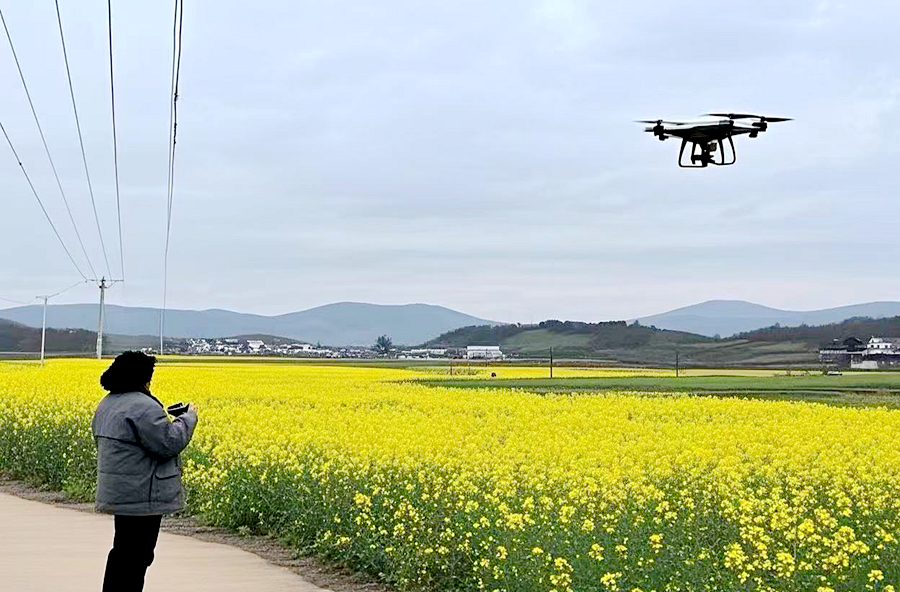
825;336;900;369
866;337;900;353
852;337;900;369
466;345;503;360
247;340;266;353
819;337;865;367
406;348;447;358
298;343;313;351
187;339;212;354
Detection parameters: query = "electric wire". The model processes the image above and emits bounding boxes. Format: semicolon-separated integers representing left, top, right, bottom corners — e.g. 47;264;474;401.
160;0;184;351
0;8;100;280
106;0;125;281
0;295;30;305
51;2;113;279
1;120;88;279
42;279;88;300
53;1;119;284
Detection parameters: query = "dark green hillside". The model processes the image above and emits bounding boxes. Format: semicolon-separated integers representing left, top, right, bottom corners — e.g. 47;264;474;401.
426;315;900;367
428;320;709;355
0;319;95;354
426;320;824;367
427;320;717;362
737;316;900;344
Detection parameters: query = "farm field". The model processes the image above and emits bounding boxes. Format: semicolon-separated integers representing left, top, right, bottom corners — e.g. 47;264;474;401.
425;372;900;408
2;359;900;591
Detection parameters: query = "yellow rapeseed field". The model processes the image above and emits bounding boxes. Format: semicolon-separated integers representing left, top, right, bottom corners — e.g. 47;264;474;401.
2;359;900;592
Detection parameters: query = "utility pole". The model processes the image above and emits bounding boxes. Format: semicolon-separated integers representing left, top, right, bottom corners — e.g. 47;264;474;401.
38;295;49;366
91;277;121;360
675;350;680;378
550;347;554;379
34;280;87;366
97;277;108;359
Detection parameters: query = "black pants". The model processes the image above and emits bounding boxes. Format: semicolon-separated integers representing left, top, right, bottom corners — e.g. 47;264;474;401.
102;514;162;592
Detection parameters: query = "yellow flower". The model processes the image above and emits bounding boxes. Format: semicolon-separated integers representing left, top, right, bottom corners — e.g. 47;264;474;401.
4;359;900;591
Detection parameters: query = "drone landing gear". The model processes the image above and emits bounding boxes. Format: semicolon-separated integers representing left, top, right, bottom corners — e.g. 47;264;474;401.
678;136;737;168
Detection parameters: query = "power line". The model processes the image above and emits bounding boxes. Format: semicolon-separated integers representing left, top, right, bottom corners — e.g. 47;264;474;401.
53;0;115;284
0;294;30;306
51;3;113;279
165;0;184;264
0;8;99;279
106;0;124;281
160;0;184;352
43;279;87;300
0;119;88;279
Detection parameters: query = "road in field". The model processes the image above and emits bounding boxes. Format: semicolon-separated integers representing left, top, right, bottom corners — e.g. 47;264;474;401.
0;493;325;592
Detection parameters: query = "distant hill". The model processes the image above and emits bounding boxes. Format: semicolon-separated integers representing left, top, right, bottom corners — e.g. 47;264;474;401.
431;314;900;367
426;320;822;367
427;320;715;364
737;315;900;345
0;319;95;354
0;302;497;346
635;300;900;337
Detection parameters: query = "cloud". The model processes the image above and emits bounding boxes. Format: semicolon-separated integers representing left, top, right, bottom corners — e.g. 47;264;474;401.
1;0;898;321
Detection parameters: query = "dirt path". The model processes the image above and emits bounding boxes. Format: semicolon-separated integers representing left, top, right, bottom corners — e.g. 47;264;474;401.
0;492;327;592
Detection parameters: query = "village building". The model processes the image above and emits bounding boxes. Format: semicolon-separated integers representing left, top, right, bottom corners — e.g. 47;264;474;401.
466;345;503;360
820;336;900;369
246;340;267;353
405;348;448;358
818;337;865;367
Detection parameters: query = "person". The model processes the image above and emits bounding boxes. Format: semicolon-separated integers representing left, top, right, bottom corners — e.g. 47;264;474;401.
92;351;199;592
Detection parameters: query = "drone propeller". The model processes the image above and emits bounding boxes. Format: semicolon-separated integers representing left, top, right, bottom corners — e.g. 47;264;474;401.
635;119;671;140
706;113;792;122
634;119;680;125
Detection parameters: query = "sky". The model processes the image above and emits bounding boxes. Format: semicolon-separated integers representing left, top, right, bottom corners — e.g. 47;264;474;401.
1;0;899;324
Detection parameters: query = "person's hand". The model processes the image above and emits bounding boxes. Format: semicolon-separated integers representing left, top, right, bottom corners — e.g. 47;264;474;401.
188;403;199;415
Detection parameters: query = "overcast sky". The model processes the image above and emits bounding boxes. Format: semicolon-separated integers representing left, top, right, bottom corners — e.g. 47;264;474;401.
1;0;898;323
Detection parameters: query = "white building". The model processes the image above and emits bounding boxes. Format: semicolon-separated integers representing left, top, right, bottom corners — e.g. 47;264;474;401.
866;337;900;354
188;339;212;354
281;343;313;353
850;337;900;369
466;345;503;360
247;340;266;353
406;348;447;357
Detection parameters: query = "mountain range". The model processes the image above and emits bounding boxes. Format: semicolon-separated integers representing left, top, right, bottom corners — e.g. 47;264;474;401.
3;299;898;348
0;302;496;346
635;300;900;337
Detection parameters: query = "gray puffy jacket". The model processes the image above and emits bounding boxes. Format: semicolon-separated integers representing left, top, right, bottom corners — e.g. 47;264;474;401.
91;391;198;515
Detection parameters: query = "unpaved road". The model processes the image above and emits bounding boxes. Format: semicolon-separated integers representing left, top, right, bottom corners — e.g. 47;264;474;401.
0;492;327;591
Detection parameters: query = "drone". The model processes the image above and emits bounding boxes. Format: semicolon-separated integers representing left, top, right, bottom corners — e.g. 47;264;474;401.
637;113;791;168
